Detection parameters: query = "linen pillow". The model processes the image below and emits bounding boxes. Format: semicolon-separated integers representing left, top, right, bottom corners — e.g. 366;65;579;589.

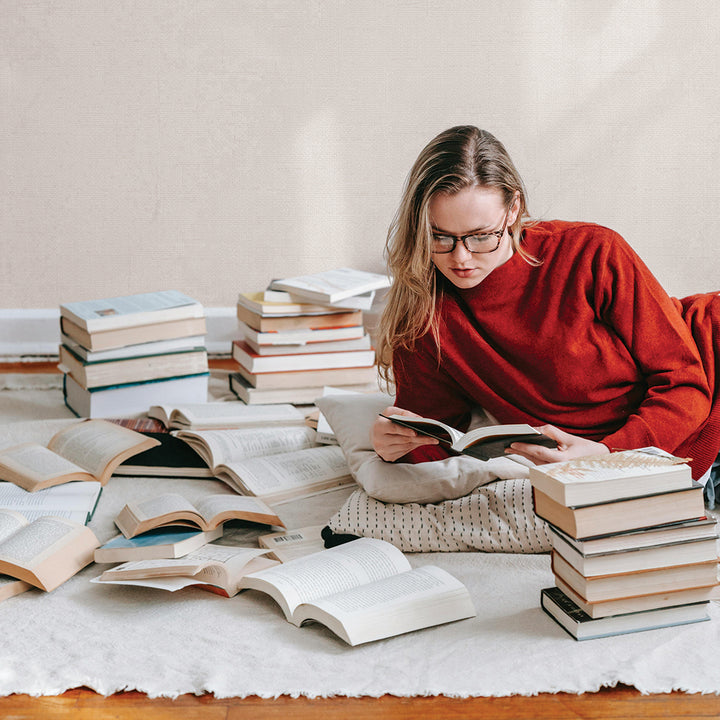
315;392;551;553
315;392;532;504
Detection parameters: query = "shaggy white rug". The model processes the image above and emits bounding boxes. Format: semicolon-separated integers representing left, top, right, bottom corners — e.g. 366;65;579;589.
0;375;718;698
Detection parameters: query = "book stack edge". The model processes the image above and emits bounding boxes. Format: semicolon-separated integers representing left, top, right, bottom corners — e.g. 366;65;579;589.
58;290;210;418
229;270;389;405
530;449;719;640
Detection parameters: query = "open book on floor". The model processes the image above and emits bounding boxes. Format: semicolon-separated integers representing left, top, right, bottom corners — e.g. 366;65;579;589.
114;493;285;538
0;480;102;525
237;537;477;646
174;425;317;472
0;510;99;592
148;402;306;430
201;445;354;504
93;545;277;597
380;414;556;460
0;420;159;492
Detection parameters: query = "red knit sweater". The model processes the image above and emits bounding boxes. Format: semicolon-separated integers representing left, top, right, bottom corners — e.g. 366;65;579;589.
393;221;720;478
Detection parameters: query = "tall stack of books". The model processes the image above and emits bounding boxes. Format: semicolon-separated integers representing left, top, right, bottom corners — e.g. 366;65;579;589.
229;268;390;405
531;448;719;641
59;290;210;418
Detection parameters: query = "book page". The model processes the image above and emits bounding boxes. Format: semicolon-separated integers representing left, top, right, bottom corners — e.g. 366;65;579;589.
0;510;29;543
383;415;461;445
127;494;198;522
308;566;463;615
0;481;101;511
47;420;149;478
177;426;316;467
0;517;82;569
243;538;411;615
220;446;350;497
103;545;267;580
193;494;277;524
0;444;89;483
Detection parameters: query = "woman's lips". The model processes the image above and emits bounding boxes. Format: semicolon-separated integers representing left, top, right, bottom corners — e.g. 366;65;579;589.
451;268;476;277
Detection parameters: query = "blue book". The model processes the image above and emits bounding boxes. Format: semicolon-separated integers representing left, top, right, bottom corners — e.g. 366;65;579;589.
94;526;222;563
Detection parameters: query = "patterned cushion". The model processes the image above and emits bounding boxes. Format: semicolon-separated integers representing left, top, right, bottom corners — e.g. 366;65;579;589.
326;481;552;553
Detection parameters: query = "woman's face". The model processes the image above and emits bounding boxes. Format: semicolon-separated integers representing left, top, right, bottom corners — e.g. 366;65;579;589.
428;186;518;290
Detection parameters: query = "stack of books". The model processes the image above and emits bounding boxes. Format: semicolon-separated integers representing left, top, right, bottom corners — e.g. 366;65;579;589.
531;448;719;640
229;268;390;405
58;290;210;417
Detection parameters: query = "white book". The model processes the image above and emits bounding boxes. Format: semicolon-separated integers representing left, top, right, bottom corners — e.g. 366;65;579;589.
175;425;318;468
60;333;206;362
529;448;693;506
228;373;377;406
63;372;210;419
237;537;476;646
232;340;375;374
148;401;306;430
60;290;204;332
264;287;376;311
0;480;102;525
93;545;278;597
211;445;354;504
243;334;372;356
270;268;391;305
238;320;365;347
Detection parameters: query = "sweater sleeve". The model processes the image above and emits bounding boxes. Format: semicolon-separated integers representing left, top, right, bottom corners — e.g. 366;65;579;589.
591;231;711;453
392;332;474;464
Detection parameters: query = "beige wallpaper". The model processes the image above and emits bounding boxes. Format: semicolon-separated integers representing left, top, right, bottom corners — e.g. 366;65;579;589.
2;1;719;308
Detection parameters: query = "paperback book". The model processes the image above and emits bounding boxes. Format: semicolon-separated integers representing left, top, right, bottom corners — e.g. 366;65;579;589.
381;414;556;461
237;537;476;646
114;493;284;539
0;419;158;491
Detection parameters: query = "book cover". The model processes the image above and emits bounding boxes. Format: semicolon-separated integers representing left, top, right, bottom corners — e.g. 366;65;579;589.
60;290;204;332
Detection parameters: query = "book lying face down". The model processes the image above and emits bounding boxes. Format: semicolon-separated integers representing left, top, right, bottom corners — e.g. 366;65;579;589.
380;414;556;460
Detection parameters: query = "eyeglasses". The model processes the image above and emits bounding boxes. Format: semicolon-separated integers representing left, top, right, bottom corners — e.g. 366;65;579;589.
431;206;511;254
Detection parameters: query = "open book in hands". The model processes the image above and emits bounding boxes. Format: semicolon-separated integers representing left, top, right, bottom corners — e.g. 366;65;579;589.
114;493;285;539
239;537;477;646
380;414;556;461
0;420;159;492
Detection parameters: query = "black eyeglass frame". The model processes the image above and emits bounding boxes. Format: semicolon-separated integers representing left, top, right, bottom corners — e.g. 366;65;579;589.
430;205;512;254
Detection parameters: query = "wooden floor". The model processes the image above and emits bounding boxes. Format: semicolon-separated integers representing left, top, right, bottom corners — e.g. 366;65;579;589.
3;360;720;718
1;685;720;720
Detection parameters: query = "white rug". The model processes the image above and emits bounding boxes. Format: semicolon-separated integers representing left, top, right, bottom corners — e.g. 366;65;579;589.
0;375;719;698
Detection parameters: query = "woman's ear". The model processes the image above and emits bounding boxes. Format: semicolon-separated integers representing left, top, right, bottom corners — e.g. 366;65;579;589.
508;192;521;225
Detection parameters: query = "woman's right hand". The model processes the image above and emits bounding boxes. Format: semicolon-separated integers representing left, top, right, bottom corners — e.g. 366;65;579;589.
371;406;439;462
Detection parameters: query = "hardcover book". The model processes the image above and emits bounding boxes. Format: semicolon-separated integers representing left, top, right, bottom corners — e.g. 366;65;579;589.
540;586;709;640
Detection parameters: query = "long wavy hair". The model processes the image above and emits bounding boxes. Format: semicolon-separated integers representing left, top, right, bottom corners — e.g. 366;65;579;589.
376;126;536;386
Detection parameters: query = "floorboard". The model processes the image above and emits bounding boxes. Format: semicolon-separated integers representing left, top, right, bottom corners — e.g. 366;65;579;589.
1;686;720;720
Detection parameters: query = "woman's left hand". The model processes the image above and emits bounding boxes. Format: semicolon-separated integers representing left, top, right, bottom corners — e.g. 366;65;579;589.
506;424;610;465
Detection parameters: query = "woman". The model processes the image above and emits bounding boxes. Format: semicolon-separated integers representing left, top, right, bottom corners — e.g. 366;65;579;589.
371;125;720;497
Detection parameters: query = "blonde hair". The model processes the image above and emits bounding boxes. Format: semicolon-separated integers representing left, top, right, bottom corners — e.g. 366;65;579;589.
376;126;536;386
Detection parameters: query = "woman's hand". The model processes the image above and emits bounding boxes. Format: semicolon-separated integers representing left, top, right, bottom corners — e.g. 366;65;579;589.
371;406;439;462
506;424;609;465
